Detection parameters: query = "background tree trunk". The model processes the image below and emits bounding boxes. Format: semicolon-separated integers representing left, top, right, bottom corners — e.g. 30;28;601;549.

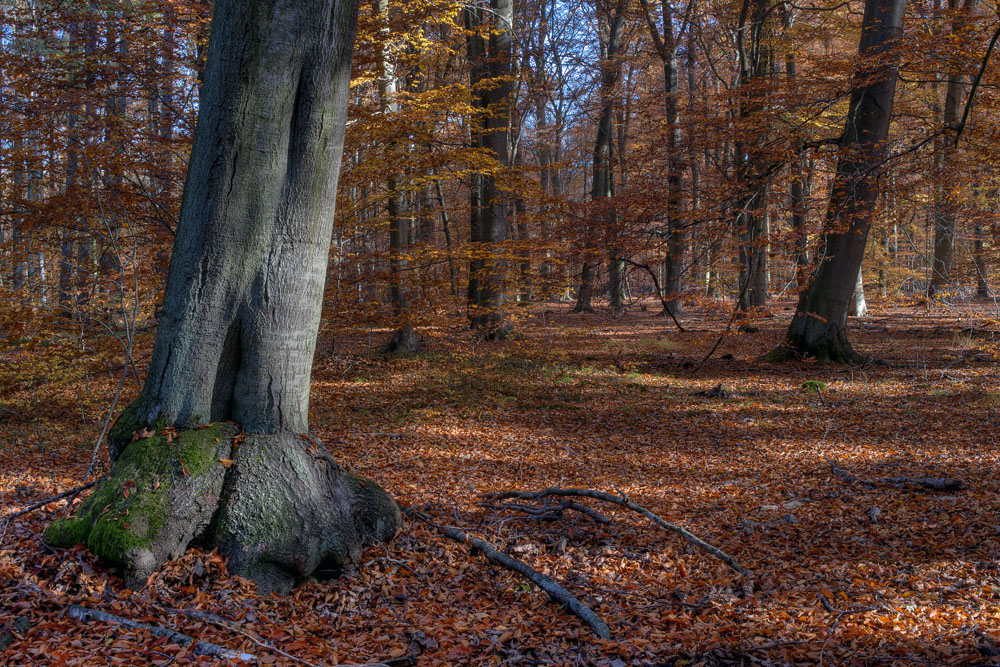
781;0;906;361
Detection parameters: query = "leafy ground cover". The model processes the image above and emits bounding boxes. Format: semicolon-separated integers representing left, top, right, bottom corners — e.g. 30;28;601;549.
3;299;1000;665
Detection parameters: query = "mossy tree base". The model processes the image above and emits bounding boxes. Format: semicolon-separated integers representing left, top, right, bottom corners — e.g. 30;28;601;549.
45;414;401;593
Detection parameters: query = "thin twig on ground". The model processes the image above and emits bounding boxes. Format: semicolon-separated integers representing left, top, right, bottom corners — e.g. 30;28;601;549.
407;508;611;639
67;604;257;662
485;487;750;577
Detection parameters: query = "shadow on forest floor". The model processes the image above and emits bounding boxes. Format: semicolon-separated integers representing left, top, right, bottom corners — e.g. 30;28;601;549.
3;298;1000;665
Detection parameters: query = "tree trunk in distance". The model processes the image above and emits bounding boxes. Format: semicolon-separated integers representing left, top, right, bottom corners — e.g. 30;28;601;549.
377;0;419;354
928;0;975;298
776;0;906;362
465;0;512;338
45;0;401;594
849;266;868;317
573;0;626;314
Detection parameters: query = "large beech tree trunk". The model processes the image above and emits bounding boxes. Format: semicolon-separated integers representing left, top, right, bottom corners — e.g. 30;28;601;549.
45;0;401;594
780;0;906;362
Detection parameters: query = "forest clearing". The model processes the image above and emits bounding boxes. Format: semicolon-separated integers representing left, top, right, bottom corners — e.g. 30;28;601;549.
4;300;1000;665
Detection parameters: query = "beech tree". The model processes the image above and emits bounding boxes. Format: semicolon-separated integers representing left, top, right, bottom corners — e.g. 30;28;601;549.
44;0;402;593
777;0;907;362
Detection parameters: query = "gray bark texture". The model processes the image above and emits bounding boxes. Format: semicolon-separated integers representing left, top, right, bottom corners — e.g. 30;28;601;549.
781;0;906;362
734;0;773;314
44;0;401;594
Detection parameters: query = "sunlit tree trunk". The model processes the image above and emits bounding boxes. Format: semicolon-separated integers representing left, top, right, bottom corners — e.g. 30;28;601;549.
45;0;401;593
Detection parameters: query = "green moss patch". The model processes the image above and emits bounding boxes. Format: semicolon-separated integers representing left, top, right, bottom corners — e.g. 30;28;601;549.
43;422;236;569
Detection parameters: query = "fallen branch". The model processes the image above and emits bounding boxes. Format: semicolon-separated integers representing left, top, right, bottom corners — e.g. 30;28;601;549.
1;479;102;524
827;458;964;492
486;487;750;577
408;509;611;639
485;499;612;524
164;608;319;666
67;604;256;662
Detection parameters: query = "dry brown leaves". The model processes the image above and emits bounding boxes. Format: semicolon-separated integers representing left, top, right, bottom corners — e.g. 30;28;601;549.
3;299;1000;665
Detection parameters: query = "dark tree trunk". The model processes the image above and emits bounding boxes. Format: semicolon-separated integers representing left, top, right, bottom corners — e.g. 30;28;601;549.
45;0;401;594
928;0;976;297
779;0;906;362
574;0;626;314
377;0;419;353
465;0;512;338
641;0;685;317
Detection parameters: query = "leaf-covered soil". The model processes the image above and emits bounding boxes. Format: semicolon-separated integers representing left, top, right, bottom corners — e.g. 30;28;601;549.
4;299;1000;665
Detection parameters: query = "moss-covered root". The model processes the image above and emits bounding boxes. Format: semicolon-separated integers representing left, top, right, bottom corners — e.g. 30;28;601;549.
210;432;402;594
44;423;238;587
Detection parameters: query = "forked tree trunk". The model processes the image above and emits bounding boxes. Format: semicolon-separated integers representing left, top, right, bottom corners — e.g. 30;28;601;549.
45;0;401;594
779;0;906;362
640;0;685;317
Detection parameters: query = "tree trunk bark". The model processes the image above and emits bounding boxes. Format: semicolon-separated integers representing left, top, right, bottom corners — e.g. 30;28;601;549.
573;0;626;314
465;0;512;338
779;0;906;362
45;0;401;594
376;0;419;353
928;0;975;298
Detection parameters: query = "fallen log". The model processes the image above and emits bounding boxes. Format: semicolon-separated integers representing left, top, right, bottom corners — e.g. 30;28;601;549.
485;487;750;578
484;499;612;524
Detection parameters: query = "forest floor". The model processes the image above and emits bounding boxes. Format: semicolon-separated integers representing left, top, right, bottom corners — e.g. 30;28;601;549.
3;297;1000;666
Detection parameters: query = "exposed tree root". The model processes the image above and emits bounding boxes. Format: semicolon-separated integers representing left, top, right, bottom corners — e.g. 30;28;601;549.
408;508;611;639
485;487;751;577
45;425;401;593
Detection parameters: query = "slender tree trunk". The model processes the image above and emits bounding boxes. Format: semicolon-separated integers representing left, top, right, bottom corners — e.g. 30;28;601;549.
974;222;988;297
465;0;512;337
734;0;773;314
929;0;975;297
377;0;419;353
45;0;401;594
640;0;685;316
849;266;867;317
574;0;626;314
779;0;907;362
